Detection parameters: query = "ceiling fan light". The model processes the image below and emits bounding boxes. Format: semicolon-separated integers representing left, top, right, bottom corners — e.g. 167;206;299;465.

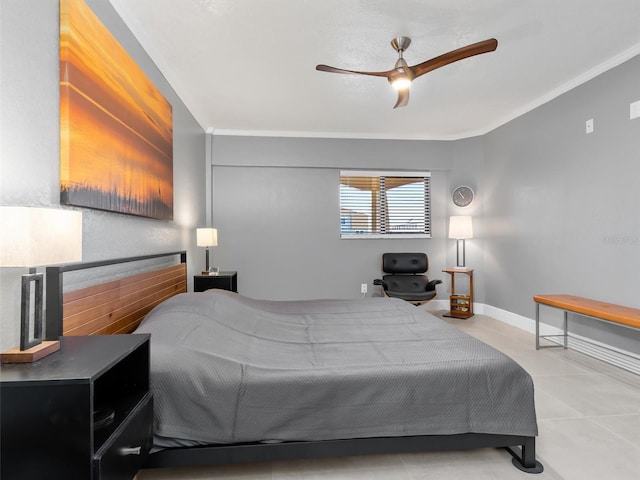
391;77;412;90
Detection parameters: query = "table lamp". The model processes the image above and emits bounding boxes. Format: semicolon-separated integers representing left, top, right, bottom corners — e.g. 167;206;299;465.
0;206;82;363
449;215;473;268
196;227;218;275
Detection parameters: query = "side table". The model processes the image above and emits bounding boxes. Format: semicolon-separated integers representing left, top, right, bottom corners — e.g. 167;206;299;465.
442;268;474;319
194;271;237;292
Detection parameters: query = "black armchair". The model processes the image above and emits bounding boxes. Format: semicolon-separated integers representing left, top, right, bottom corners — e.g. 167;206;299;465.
373;253;442;305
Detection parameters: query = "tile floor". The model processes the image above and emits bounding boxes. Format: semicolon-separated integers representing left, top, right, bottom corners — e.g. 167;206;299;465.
138;312;640;480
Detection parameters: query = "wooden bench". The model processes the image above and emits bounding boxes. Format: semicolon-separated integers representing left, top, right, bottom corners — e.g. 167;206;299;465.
534;294;640;350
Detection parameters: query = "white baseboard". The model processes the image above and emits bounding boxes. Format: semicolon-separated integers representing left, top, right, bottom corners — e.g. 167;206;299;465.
472;303;640;376
428;301;541;333
474;303;540;333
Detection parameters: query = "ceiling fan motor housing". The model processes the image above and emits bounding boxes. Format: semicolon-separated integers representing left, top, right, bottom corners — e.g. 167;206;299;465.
389;58;413;87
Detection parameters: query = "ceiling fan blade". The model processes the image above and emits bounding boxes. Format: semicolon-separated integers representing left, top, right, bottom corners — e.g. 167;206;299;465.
410;38;498;79
316;64;392;78
393;88;410;109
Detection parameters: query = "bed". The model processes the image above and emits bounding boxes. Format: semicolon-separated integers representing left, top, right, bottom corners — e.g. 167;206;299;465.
45;251;543;473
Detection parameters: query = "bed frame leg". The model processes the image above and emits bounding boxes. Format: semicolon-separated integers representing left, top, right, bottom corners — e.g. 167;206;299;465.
506;437;544;474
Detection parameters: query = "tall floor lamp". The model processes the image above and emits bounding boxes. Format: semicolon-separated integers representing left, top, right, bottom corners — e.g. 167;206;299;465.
449;215;473;268
0;206;83;363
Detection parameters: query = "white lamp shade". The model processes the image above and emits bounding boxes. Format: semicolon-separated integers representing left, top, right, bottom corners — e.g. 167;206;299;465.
0;206;83;267
196;227;218;247
448;215;473;239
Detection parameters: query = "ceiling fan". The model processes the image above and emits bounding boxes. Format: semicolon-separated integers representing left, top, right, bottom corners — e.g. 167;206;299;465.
316;37;498;109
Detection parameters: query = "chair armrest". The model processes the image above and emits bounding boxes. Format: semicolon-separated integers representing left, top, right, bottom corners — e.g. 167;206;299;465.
373;279;387;289
426;279;442;291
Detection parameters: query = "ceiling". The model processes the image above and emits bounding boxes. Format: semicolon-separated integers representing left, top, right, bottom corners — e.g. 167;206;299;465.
109;0;640;140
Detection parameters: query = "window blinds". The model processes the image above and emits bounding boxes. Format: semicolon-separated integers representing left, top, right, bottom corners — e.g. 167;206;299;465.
339;171;431;238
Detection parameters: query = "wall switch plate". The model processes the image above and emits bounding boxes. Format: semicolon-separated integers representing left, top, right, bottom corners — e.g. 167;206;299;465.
585;118;594;134
631;100;640;120
361;283;367;294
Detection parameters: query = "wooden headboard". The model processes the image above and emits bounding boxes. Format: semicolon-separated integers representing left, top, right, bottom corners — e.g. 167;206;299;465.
45;251;187;339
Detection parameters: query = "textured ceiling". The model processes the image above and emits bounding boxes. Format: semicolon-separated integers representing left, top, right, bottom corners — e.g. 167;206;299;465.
109;0;640;140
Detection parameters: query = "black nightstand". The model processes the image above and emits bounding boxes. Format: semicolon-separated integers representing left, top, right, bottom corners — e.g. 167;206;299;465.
194;271;238;292
0;334;152;480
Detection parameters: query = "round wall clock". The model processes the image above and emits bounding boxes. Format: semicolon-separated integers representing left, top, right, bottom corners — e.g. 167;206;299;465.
452;186;474;207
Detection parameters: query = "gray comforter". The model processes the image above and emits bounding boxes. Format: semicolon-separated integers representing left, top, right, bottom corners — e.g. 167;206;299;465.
136;291;537;445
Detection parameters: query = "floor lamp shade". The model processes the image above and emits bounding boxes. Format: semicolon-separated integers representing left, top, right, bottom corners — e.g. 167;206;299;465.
0;207;82;360
448;216;473;240
448;216;473;267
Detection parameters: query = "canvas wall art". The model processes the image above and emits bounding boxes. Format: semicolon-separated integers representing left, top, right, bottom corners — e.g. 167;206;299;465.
60;0;173;220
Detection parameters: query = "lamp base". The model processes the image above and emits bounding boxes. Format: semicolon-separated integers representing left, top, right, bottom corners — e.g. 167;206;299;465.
201;269;220;276
0;340;60;364
201;267;219;276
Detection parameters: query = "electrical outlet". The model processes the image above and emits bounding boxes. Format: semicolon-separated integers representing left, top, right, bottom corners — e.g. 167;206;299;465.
585;118;594;134
361;283;367;294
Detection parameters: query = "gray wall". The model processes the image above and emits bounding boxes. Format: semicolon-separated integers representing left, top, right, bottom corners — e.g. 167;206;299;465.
210;57;640;354
210;136;457;300
0;0;207;350
483;55;640;353
449;137;487;302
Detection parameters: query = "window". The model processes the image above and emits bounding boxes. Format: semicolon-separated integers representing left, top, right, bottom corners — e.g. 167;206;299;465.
339;170;431;238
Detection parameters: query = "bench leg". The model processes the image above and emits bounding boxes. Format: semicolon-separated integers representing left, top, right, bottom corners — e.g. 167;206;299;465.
535;303;567;350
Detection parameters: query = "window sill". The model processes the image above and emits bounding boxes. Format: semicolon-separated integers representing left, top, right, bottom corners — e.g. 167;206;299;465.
340;234;432;240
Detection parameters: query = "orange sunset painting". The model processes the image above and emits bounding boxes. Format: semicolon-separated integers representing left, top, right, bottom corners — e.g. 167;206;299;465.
60;0;173;220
